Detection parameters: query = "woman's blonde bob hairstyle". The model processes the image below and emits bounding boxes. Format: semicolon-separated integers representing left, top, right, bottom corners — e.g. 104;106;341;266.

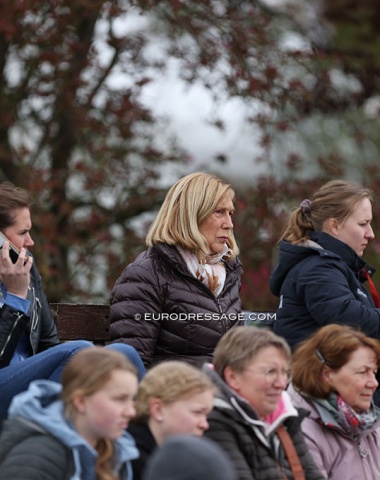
146;172;239;261
134;360;215;422
292;324;380;399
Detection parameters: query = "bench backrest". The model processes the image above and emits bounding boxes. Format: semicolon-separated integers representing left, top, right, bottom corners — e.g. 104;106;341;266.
50;303;110;345
50;304;276;346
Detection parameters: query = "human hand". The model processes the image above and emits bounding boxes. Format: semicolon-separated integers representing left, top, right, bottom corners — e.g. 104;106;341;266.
0;241;33;299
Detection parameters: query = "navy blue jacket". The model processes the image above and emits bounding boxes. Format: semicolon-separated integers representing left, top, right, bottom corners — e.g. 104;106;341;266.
269;231;380;350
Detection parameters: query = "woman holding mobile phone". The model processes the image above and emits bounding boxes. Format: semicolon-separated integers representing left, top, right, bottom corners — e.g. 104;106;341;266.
0;182;145;428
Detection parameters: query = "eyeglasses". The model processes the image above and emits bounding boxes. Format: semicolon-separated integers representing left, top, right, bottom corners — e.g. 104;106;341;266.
243;367;292;383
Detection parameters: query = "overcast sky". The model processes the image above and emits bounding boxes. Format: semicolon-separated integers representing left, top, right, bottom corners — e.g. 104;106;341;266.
107;11;270;187
103;2;321;187
139;62;268;185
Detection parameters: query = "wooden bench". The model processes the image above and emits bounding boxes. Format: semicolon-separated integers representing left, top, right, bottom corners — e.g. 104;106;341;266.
50;303;111;345
50;304;276;344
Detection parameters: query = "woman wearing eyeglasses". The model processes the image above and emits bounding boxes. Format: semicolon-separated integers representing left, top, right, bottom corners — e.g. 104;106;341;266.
203;326;324;480
288;324;380;480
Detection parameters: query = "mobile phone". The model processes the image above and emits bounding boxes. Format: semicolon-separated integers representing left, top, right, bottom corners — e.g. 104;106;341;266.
0;232;21;264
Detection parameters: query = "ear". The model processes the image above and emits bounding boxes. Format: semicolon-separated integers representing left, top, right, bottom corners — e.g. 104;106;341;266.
321;365;332;385
325;217;340;237
149;398;164;422
224;366;241;392
71;392;87;414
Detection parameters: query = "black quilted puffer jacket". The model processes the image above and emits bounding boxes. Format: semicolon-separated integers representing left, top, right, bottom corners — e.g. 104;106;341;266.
110;243;243;368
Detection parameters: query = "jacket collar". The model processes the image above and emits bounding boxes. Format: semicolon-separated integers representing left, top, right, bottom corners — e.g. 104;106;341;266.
309;231;373;275
288;383;380;439
153;242;242;276
203;364;299;436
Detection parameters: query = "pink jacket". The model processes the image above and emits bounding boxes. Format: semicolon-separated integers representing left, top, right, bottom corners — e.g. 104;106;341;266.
288;384;380;480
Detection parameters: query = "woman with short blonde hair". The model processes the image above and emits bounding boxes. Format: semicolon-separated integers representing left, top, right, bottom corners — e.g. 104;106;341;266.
110;171;243;368
146;172;239;261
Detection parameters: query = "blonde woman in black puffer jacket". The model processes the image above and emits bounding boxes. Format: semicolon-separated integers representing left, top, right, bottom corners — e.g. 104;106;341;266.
110;172;243;369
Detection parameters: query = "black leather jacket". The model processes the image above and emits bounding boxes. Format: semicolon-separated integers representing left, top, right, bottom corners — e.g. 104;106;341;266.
0;260;59;368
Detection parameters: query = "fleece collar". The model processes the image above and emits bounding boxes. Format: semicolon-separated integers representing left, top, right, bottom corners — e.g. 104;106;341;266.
203;364;298;438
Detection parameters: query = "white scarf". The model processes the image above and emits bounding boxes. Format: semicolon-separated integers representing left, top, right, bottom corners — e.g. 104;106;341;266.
177;245;232;297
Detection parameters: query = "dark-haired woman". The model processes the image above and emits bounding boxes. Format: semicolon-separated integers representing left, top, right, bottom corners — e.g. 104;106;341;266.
0;182;145;426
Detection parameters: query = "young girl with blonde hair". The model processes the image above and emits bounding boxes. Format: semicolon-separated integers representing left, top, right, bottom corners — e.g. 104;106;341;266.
128;360;215;480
